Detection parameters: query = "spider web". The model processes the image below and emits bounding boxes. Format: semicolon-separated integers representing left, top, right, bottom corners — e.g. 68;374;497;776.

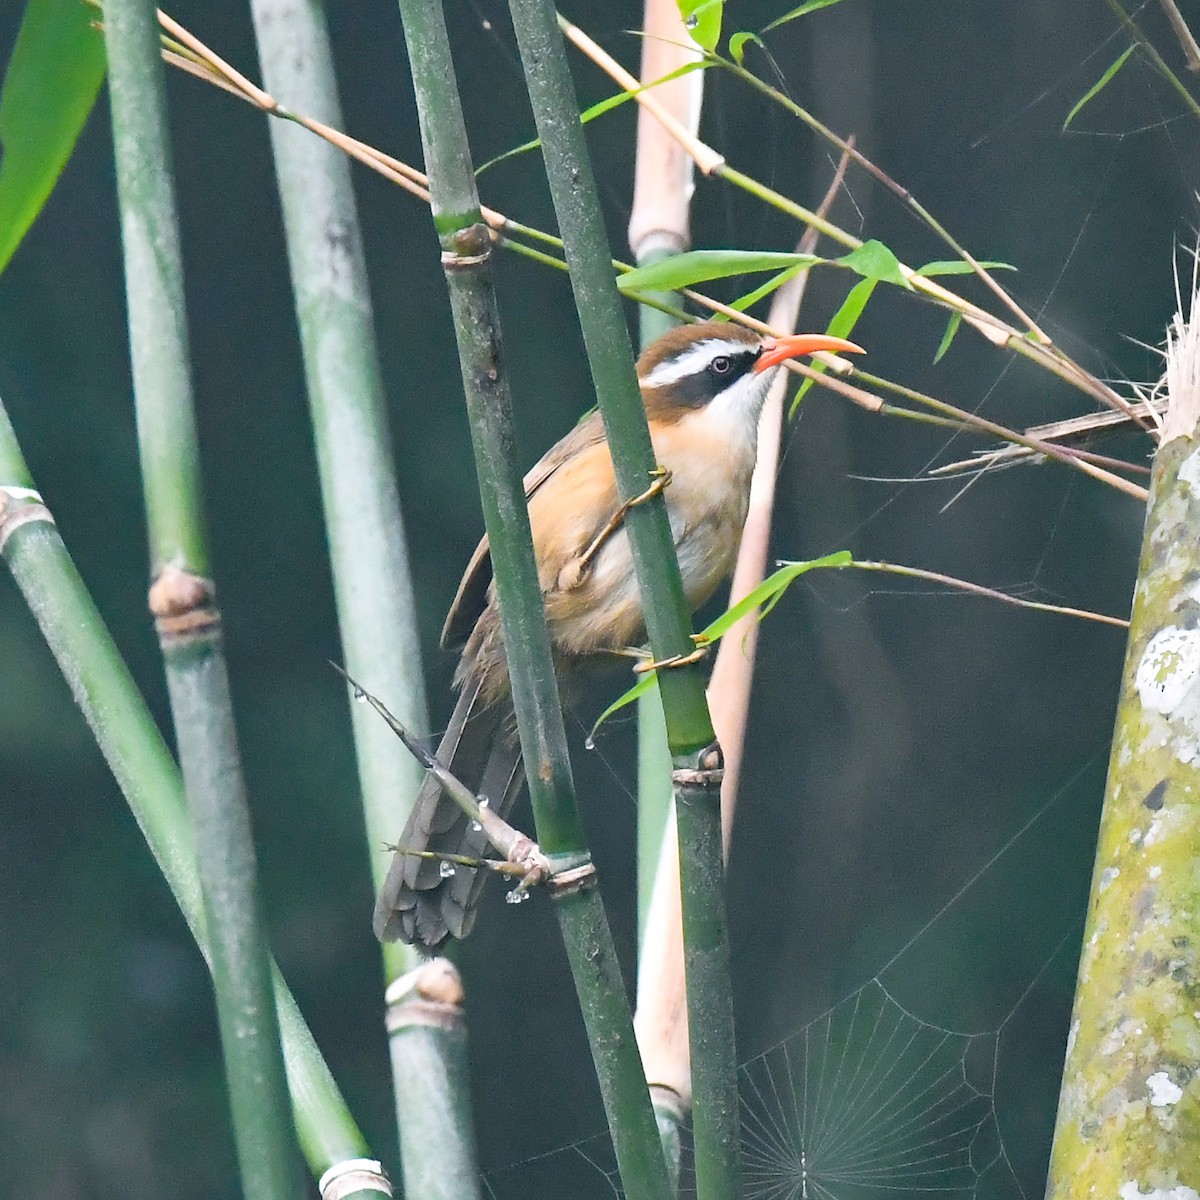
480;758;1094;1200
481;953;1069;1200
735;976;1029;1200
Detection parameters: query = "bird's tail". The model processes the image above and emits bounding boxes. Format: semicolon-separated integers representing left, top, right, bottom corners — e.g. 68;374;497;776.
373;678;525;948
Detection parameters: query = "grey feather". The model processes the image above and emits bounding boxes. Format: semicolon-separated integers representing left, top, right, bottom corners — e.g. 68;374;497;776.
373;678;524;948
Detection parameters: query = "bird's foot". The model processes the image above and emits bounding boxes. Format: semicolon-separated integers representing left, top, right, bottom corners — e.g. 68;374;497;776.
625;464;673;509
633;639;711;674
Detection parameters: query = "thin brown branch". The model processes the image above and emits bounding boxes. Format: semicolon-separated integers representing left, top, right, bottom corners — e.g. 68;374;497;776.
832;560;1131;629
847;367;1151;501
330;667;549;882
932;398;1164;477
156;8;1149;503
557;14;1153;434
558;14;724;175
1159;0;1200;70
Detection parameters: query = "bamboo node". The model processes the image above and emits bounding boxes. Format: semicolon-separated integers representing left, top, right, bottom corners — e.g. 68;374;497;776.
442;222;492;269
148;564;219;638
649;1083;687;1123
414;957;465;1005
318;1158;392;1200
673;743;724;790
441;248;490;269
548;860;598;898
0;487;55;554
384;958;465;1031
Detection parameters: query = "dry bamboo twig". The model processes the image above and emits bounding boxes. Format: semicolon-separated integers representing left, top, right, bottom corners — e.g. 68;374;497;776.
331;667;551;890
557;12;1153;433
932;398;1163;477
834;560;1130;629
153;8;1150;503
1159;0;1200;70
627;0;705;261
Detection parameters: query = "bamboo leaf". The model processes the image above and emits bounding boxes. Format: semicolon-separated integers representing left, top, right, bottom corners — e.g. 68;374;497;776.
476;61;709;177
791;279;876;411
915;259;1016;276
588;672;659;742
678;0;724;51
1063;44;1136;130
590;552;852;739
728;264;805;312
0;0;107;275
617;249;821;294
699;552;853;641
729;31;764;64
763;0;849;33
934;311;962;364
838;239;909;287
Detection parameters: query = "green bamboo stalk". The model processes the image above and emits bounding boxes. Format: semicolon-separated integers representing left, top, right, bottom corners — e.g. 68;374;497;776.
633;254;678;953
504;4;740;1196
104;1;298;1193
0;400;384;1192
386;960;482;1200
245;0;429;989
393;4;671;1198
1044;308;1200;1191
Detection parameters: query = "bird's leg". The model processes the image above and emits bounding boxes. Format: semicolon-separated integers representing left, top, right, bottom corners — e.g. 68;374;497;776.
569;466;673;585
634;632;711;674
634;643;711;673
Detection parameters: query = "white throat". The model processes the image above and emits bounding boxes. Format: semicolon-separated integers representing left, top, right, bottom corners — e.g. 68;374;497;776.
705;365;776;445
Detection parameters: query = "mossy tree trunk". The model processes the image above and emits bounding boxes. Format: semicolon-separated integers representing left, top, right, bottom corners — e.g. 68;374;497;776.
1046;314;1200;1192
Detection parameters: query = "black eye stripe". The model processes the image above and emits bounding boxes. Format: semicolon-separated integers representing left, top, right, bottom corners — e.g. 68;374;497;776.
658;347;761;410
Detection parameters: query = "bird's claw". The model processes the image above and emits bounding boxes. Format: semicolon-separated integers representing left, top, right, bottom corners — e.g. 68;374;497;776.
633;642;711;674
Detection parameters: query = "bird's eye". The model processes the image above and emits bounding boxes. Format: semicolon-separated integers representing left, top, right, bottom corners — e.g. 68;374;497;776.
710;355;732;375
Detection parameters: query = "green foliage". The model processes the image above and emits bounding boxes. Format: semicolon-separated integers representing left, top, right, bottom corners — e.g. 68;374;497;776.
728;31;763;65
619;249;820;293
476;61;709;176
791;278;877;410
678;0;724;52
935;311;963;363
0;0;106;276
590;552;853;737
839;240;910;288
763;0;851;33
728;264;806;313
915;259;1016;276
1063;44;1136;130
618;239;921;297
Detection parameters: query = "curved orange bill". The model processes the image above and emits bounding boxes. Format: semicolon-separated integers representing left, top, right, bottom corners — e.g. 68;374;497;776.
753;333;865;373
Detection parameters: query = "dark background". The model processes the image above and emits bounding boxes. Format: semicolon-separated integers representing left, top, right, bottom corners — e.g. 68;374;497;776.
0;0;1191;1196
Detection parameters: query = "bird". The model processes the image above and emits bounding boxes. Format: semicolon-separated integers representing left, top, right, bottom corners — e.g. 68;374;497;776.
374;319;863;948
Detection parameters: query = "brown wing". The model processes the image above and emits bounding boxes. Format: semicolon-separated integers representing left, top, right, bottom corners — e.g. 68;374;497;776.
440;411;607;648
